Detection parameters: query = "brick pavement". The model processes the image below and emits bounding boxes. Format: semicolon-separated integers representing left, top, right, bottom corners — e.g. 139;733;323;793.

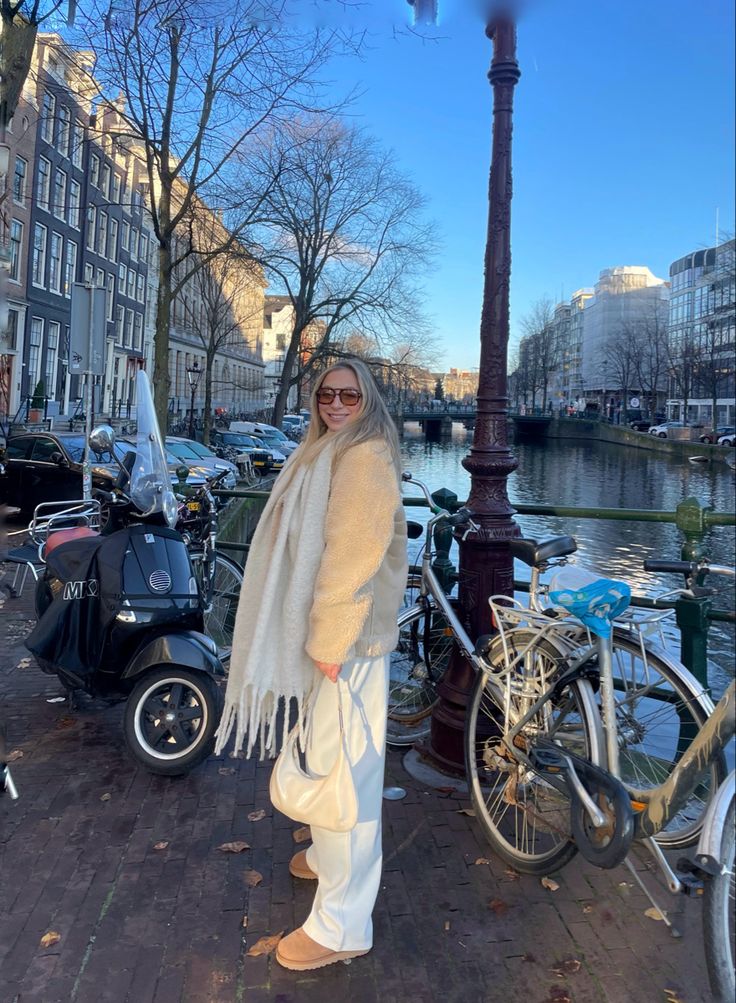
0;521;716;1003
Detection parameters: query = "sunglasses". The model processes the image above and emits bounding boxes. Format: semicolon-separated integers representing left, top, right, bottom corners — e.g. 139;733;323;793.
316;387;362;407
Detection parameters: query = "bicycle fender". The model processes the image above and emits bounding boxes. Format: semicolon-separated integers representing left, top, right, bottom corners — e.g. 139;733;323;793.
122;631;225;682
695;769;735;876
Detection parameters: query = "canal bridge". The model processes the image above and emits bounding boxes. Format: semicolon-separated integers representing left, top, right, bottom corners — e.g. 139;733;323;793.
395;405;551;440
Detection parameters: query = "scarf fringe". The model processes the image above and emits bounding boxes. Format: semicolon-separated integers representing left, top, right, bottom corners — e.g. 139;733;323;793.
214;683;316;761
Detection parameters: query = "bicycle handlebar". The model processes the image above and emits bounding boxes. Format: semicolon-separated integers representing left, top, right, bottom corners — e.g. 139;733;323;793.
645;559;735;579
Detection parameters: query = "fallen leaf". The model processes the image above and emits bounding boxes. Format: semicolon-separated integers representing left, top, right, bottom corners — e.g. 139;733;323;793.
242;914;248;929
247;809;266;822
488;898;508;916
457;808;475;816
547;990;571;1003
444;920;450;931
541;877;560;892
17;658;32;668
7;749;23;762
504;867;521;882
582;904;593;914
46;696;66;703
218;767;236;776
100;793;111;802
664;990;684;1003
153;841;169;851
217;841;251;854
293;826;311;843
644;907;665;922
473;857;491;866
436;786;457;794
243;870;263;887
246;931;283;957
40;931;61;948
551;958;581;978
56;716;75;729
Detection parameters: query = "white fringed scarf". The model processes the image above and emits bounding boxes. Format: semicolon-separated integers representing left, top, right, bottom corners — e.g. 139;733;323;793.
213;439;336;760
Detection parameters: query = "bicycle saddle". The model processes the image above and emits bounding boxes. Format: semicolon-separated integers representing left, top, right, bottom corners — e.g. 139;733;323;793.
510;536;577;567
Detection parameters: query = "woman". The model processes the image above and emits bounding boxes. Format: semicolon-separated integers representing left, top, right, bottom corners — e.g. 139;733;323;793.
214;359;408;971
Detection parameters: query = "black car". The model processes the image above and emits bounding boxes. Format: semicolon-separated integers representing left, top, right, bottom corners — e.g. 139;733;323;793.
1;431;123;517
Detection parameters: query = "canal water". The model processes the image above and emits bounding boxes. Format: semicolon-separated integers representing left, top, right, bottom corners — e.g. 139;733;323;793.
400;423;736;694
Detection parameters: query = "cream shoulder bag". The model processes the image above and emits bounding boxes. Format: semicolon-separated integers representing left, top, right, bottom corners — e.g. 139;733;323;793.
269;680;358;832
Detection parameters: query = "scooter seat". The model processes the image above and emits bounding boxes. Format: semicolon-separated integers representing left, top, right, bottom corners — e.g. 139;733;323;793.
44;526;99;556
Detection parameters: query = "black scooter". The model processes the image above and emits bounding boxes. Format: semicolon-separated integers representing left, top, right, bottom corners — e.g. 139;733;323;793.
25;372;225;776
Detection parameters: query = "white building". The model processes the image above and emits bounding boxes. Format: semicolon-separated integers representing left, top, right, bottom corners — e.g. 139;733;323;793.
262;295;297;411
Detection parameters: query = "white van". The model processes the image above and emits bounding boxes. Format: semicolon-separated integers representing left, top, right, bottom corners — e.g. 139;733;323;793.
229;421;299;456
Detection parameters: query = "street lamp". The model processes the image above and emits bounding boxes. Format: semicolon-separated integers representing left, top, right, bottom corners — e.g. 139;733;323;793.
186;360;201;439
426;16;521;772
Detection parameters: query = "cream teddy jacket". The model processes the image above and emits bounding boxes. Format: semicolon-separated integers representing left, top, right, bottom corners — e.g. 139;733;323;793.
306;438;408;665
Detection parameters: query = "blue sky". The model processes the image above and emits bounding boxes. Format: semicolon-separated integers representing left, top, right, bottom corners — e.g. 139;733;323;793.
318;0;736;369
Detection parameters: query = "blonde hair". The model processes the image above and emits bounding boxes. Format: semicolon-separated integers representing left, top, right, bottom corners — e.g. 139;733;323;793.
287;359;402;480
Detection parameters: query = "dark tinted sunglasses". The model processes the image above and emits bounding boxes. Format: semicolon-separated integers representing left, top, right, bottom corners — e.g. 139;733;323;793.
316;388;362;407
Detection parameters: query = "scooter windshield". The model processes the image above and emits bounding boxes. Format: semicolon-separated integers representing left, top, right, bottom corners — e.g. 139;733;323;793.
129;371;178;527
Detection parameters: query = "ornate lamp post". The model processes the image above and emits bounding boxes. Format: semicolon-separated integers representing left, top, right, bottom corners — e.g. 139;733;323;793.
186;360;201;439
426;15;521;772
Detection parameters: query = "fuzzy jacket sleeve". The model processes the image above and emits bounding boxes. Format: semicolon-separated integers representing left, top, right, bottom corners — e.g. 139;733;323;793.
305;439;400;665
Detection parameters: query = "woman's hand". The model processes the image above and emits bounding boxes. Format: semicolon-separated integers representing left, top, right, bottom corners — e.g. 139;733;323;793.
314;660;341;683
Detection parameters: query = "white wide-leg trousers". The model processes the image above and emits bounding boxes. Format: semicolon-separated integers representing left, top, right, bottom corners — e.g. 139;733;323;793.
301;653;389;952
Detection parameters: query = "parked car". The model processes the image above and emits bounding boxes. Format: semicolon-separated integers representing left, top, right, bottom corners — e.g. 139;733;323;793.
209;430;284;475
1;430;204;517
648;421;685;438
252;424;299;457
699;426;735;444
165;436;238;489
717;432;736;447
281;414;306;437
629;418;653;432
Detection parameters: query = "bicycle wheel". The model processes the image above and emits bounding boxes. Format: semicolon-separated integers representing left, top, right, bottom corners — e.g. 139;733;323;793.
193;552;243;652
703;793;735;1002
465;630;603;875
595;631;725;848
387;598;456;747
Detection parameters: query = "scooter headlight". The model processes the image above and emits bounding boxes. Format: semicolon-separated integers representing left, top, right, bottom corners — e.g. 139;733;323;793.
162;489;178;528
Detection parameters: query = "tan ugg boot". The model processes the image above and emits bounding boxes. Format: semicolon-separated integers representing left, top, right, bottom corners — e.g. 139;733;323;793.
275;928;370;971
288;849;317;880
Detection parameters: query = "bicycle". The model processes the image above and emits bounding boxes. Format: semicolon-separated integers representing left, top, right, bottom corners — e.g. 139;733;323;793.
395;477;729;854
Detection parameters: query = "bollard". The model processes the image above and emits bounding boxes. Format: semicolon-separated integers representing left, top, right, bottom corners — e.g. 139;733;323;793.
675;497;713;688
431;487;458;594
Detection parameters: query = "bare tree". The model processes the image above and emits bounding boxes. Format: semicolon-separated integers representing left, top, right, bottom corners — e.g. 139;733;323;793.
628;310;669;420
520;298;557;411
664;326;699;424
603;326;638;423
241;115;437;426
68;0;345;427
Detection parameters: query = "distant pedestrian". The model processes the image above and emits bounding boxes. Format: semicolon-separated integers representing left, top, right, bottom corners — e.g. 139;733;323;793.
215;358;408;971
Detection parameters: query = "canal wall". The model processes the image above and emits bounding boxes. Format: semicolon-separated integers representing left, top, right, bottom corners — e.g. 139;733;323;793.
545;417;734;462
217;478;273;553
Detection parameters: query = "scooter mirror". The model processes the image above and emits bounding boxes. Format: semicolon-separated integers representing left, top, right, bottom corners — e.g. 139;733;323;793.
90;424;116;453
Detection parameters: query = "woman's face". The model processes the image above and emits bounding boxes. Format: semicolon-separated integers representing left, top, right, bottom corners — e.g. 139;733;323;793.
317;368;363;433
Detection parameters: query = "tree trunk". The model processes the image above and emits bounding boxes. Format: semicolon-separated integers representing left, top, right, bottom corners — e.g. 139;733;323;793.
203;346;215;444
154;239;173;432
272;323;304;426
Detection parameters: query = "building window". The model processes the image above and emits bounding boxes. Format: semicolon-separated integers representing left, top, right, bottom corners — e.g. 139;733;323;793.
106;273;115;321
118;262;126;287
127;268;135;299
121;219;130;251
86;205;96;250
57;106;71;156
41;92;56;144
112;172;121;204
90;154;100;189
139;233;148;264
13;156;27;204
116;305;124;344
28;318;44;388
109;218;118;263
133;312;143;351
97;210;108;256
9;220;23;282
101;163;111;200
49;232;63;293
68;179;81;228
37;157;51;211
136;272;145;303
124;308;134;347
46;321;60;395
7;310;19;351
53;168;67;218
63;240;77;297
72;119;84;168
96;266;105;288
84;262;94;284
32;224;48;286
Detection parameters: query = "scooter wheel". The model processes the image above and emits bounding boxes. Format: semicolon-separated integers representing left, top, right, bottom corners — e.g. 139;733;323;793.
124;667;223;776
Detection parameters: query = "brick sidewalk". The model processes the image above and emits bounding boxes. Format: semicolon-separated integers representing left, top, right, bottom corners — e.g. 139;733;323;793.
0;552;715;1003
